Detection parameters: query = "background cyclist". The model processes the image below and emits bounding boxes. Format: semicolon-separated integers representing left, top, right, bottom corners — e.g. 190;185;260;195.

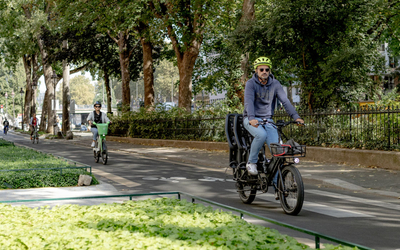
243;57;304;196
87;101;110;148
3;118;9;134
29;113;38;140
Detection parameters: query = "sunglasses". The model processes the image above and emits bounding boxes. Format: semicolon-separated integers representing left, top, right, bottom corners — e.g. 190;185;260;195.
259;68;270;72
95;106;101;108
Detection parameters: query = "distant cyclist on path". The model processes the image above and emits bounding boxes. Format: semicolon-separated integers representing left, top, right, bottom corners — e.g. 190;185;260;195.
87;101;110;148
29;113;38;140
3;118;9;134
243;57;304;176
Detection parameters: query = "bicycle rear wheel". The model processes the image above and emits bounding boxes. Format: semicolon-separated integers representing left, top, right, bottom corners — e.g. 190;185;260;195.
278;165;304;215
235;167;257;204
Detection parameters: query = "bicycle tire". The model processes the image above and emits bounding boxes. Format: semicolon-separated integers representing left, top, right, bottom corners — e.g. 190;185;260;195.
235;167;257;204
278;165;304;215
94;150;100;163
101;151;108;165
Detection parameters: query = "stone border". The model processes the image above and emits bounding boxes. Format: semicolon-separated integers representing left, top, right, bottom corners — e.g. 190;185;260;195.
107;136;400;171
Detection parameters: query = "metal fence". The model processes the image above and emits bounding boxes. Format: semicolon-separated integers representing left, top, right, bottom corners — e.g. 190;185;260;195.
110;105;400;150
275;105;400;150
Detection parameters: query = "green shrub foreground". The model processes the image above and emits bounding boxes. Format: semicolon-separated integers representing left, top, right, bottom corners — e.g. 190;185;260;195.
0;139;98;189
0;198;357;250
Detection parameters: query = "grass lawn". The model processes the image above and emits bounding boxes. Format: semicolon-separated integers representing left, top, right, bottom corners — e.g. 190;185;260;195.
0;139;98;189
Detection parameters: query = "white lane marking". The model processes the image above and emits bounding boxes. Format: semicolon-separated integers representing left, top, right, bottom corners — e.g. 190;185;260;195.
307;189;400;211
225;189;373;218
322;179;364;191
170;177;187;180
256;194;373;218
92;169;141;188
142;177;159;180
203;176;226;182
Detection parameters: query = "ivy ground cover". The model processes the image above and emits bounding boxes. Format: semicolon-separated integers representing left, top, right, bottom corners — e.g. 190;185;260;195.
0;139;98;189
0;198;358;249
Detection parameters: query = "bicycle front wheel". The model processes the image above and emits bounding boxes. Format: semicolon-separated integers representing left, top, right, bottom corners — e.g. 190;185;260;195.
278;165;304;215
101;151;108;165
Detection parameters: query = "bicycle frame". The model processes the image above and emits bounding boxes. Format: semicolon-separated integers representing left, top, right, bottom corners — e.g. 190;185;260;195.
226;113;305;215
92;122;107;152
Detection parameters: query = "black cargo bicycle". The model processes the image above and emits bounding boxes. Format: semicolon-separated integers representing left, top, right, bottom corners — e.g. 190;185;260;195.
225;114;306;215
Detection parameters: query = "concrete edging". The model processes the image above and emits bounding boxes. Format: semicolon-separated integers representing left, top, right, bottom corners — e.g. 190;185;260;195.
107;136;400;171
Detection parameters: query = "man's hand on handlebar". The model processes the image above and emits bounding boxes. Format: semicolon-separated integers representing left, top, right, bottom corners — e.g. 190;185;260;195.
295;118;305;125
249;119;259;128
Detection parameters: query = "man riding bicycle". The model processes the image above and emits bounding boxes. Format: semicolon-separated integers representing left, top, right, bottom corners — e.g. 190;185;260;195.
87;101;110;148
243;57;304;179
29;113;38;139
3;118;9;134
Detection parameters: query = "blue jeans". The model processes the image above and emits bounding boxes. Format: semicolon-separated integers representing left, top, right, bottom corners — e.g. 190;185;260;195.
244;117;279;188
91;127;98;141
243;117;279;163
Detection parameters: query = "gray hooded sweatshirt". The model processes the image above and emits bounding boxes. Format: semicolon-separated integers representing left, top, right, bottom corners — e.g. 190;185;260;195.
243;73;300;121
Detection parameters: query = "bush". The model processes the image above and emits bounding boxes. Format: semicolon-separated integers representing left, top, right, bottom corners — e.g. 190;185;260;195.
0;198;356;249
109;100;243;142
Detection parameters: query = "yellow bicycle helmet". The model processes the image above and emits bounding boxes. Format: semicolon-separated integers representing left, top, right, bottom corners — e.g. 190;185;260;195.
253;57;272;70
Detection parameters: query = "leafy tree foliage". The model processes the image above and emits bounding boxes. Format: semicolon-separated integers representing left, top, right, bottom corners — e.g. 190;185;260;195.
0;60;26;121
69;75;94;105
154;59;179;103
231;0;386;110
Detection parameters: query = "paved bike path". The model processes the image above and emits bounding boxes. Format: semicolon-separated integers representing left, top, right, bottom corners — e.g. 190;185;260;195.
71;131;400;199
3;131;400;249
4;130;400;200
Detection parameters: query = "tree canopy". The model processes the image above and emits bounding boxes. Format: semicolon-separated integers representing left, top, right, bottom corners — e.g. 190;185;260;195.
1;0;400;117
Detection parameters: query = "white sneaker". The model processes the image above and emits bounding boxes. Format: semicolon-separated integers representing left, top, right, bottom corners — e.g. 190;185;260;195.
91;141;95;148
246;162;258;175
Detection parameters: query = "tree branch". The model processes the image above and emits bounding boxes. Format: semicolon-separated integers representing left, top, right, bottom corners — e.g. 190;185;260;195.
70;62;92;74
107;30;119;44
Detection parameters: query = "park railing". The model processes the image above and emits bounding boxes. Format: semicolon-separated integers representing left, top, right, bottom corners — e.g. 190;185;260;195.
110;105;400;151
0;191;372;249
275;105;400;150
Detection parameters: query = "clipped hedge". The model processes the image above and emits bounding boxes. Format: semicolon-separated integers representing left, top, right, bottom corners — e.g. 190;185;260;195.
109;101;242;142
0;139;98;189
0;198;357;249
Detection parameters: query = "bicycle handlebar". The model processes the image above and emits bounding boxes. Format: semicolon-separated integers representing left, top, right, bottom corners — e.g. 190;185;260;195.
252;120;304;128
92;121;110;125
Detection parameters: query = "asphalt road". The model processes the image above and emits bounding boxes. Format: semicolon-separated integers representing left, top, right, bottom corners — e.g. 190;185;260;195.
4;132;400;250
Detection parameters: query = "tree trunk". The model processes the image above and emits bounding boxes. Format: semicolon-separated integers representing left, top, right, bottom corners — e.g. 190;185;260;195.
103;68;112;114
117;31;131;112
62;40;70;134
22;55;32;126
288;81;293;105
40;90;48;132
32;54;39;116
169;35;201;112
177;53;197;112
141;37;155;108
238;0;255;103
